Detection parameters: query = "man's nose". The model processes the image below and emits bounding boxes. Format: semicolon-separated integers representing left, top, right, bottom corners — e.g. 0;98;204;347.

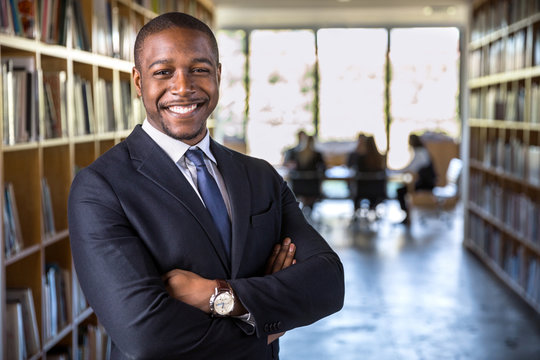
170;71;195;95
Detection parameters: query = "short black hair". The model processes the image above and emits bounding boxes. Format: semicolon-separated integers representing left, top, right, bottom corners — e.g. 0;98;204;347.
134;12;219;71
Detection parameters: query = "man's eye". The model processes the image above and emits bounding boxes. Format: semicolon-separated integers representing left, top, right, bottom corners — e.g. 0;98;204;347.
154;70;171;76
193;68;210;73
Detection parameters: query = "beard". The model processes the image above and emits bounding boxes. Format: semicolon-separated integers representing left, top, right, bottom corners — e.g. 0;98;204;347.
160;118;207;143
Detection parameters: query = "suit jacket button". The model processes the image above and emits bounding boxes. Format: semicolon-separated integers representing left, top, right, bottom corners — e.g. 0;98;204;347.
264;324;270;332
277;321;282;330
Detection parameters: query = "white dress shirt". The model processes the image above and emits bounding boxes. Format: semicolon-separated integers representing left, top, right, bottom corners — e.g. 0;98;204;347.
141;119;231;218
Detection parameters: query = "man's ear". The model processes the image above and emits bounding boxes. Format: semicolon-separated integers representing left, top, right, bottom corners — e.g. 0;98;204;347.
217;63;222;85
132;66;142;97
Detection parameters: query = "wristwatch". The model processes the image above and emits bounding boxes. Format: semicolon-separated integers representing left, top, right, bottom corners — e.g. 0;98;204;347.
209;279;235;316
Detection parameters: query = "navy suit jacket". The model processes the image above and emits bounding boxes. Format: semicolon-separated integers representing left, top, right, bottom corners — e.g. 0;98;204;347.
68;125;344;359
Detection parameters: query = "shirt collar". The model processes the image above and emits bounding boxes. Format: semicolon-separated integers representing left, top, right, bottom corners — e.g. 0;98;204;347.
141;119;216;164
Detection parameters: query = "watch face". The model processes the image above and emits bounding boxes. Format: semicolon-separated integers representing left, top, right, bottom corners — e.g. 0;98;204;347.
214;292;234;315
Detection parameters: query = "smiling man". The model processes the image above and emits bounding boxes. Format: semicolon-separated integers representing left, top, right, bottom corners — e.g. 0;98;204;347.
68;12;344;360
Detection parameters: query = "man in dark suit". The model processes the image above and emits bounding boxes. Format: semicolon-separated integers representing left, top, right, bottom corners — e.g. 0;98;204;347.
68;12;344;359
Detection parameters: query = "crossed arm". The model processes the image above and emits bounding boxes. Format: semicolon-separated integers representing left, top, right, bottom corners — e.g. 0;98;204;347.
163;237;296;344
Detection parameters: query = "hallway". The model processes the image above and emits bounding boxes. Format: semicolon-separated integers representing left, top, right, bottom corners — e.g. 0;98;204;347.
279;200;540;360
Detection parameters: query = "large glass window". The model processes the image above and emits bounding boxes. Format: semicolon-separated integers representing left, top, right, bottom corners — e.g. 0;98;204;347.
317;28;388;153
247;30;317;165
214;30;247;147
214;27;460;168
388;27;460;168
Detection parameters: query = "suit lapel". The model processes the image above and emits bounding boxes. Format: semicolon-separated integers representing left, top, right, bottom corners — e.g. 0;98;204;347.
211;140;251;279
125;126;231;273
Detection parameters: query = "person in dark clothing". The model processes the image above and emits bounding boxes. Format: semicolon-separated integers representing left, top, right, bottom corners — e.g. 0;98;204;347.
347;134;386;212
394;134;437;225
288;135;326;210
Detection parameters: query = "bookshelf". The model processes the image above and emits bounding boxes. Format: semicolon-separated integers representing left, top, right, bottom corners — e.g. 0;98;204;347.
0;0;215;358
466;0;540;315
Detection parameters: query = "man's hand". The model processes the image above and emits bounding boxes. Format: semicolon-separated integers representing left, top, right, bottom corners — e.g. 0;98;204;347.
265;237;296;344
265;237;296;275
163;237;296;344
162;269;215;313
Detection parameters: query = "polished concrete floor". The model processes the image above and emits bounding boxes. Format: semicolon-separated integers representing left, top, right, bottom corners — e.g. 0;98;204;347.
279;200;540;360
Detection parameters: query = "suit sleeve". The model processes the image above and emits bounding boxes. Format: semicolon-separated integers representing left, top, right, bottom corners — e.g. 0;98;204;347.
68;168;268;360
228;169;345;337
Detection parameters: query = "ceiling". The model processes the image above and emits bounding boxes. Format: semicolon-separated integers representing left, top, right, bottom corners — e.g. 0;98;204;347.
213;0;470;29
213;0;469;8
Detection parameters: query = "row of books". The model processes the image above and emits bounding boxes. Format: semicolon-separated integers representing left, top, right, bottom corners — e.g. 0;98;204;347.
0;0;37;38
72;75;134;136
469;85;526;122
469;173;540;246
6;287;41;360
7;283;93;359
44;263;71;340
4;177;57;259
470;0;535;42
479;137;526;177
78;324;111;360
0;0;89;50
468;214;540;305
1;57;39;145
469;213;501;263
469;30;527;78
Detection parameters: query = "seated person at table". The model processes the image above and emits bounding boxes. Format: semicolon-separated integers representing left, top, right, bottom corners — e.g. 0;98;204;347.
394;134;437;225
347;134;386;212
283;129;308;169
287;135;326;210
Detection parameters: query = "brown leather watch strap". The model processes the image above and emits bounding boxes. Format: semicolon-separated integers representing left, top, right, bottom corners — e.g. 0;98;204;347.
215;279;230;292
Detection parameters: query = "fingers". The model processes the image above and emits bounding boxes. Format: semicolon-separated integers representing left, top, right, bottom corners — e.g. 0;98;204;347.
280;241;295;270
270;237;291;274
264;243;282;275
265;237;296;275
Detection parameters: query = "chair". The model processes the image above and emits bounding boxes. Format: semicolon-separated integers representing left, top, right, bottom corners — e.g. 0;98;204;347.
350;170;387;222
408;157;463;225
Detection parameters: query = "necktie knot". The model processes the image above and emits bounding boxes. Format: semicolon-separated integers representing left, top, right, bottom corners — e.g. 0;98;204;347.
185;148;206;168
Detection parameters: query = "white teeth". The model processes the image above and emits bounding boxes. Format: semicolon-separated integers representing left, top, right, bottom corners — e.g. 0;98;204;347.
169;104;197;114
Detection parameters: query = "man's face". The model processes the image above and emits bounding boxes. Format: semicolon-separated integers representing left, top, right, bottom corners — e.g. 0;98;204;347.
133;27;221;145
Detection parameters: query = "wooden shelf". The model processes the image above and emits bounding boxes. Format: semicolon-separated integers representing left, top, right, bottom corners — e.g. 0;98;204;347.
466;0;540;316
0;1;215;358
465;241;540;314
468;202;540;256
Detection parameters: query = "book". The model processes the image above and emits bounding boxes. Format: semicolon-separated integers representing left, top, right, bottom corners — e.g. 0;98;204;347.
71;0;89;50
74;272;88;315
93;0;113;56
0;0;14;33
2;56;39;143
120;80;132;130
45;263;71;339
4;182;24;258
41;177;56;236
13;0;36;38
6;301;27;360
43;71;68;138
6;288;41;356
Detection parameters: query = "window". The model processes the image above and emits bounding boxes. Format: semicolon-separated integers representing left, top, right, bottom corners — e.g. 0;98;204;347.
247;30;316;165
214;27;461;168
388;27;460;168
317;28;388;153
